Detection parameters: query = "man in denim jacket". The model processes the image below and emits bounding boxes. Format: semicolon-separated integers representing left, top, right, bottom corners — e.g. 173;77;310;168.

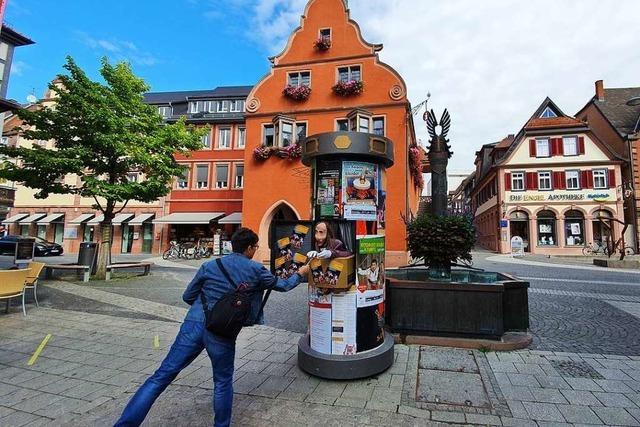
115;227;309;427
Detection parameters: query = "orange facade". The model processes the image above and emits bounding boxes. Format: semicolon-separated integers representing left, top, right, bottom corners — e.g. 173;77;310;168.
242;0;420;266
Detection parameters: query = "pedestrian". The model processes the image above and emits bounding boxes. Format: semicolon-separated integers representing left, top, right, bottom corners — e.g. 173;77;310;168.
114;227;309;427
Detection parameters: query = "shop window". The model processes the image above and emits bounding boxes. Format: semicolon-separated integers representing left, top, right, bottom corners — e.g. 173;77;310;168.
563;136;578;156
37;225;46;240
536;139;550;157
538;171;552;190
237;127;246;148
564;210;585;246
215;164;229;189
537;210;557;246
338;65;361;83
83;224;94;242
593;169;607;189
201;132;211;149
336;119;349;131
287;71;311;87
196;165;209;189
234;164;244;188
177;166;190;189
372;117;385;136
20;225;29;236
511;172;525;191
263;124;275;147
218;128;231;149
296;123;307;143
566;170;580;189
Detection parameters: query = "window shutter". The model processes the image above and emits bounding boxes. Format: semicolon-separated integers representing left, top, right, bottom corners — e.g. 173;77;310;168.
587;170;594;188
581;170;590;188
608;169;616;188
504;173;511;191
557;138;564;156
578;136;585;154
553;171;561;189
526;172;537;190
558;171;566;190
529;139;536;157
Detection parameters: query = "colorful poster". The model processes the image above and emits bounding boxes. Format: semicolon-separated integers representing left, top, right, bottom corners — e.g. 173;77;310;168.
342;161;378;221
271;222;312;279
331;292;357;355
356;235;385;307
377;169;386;230
316;160;341;218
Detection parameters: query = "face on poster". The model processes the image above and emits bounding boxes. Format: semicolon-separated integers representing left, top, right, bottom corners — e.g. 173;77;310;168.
316;160;341;218
356;235;385;307
342;161;378;221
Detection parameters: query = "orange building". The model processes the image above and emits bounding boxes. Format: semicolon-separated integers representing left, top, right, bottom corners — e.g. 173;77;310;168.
242;0;422;266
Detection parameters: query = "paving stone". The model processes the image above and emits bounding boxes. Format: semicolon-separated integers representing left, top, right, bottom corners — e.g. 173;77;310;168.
593;391;637;408
559;389;602;406
514;363;546;376
232;372;268;394
304;393;336;405
342;383;374;400
397;405;430;419
522;402;565;422
333;397;367;408
465;413;502;425
418;369;490;408
594;379;634;393
565;377;604;391
507;373;540;387
0;410;48;427
364;400;398;412
11;392;62;412
530;387;568;404
535;375;571;389
251;376;294;398
419;347;478;373
506;399;529;419
490;361;518;373
430;410;466;423
499;385;534;401
556;404;603;425
500;416;537;427
591;406;639;426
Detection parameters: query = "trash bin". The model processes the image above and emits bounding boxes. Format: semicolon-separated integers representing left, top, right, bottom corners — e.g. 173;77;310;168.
78;242;99;275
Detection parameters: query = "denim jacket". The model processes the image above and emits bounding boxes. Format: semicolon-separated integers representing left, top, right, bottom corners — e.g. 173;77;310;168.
182;252;303;324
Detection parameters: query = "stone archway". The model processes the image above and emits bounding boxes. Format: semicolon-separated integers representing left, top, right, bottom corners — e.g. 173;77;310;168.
256;201;301;263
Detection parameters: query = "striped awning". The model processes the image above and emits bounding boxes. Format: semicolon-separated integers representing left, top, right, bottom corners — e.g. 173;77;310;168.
111;213;135;226
129;213;155;226
19;213;47;225
36;213;65;225
152;212;224;224
69;213;95;225
218;212;242;224
1;213;29;224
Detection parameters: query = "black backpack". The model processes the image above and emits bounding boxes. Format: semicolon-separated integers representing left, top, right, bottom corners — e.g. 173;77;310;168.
200;258;271;340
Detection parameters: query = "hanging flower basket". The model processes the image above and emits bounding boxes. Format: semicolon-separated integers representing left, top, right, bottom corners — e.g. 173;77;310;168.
282;143;302;160
313;38;331;51
253;146;274;161
332;80;364;97
283;85;311;101
409;144;425;189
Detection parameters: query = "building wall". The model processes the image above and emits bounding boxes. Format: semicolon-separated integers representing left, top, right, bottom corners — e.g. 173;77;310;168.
243;0;417;266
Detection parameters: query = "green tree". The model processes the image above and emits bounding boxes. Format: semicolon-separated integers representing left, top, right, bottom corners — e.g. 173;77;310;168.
0;57;204;279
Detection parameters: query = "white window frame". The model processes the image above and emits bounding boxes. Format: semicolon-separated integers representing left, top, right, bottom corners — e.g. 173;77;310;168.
195;164;209;189
201;132;211;149
236;127;246;148
593;169;607;189
126;173;139;183
158;106;172;118
215;163;229;189
566;170;580;190
538;171;552;191
177;165;190;190
287;71;311;87
217;127;231;149
234;163;244;189
337;65;362;83
511;172;525;191
263;124;275;147
563;136;578;156
217;100;230;113
230;100;244;112
372;116;385;136
536;138;550;158
295;122;307;143
280;121;294;147
540;107;557;118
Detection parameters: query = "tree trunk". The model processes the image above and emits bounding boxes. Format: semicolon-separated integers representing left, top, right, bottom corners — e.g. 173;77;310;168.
94;207;115;280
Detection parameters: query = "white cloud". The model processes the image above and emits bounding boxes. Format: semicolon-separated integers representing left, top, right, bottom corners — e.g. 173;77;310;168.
75;31;159;66
10;60;29;77
239;0;640;172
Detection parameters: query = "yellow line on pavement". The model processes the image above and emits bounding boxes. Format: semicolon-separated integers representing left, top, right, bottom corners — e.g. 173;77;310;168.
154;335;160;348
28;334;52;366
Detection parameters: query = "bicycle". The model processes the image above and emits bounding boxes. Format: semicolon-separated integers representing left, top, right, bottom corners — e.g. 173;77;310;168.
162;241;180;260
582;242;610;256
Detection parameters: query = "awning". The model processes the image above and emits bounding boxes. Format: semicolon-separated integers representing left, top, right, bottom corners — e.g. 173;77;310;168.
68;213;95;225
129;213;155;226
111;213;135;226
19;213;47;225
218;212;242;224
153;212;224;225
87;215;105;226
36;213;65;225
1;213;28;224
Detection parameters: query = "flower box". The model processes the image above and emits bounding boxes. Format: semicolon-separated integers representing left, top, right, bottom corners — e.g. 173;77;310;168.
332;80;364;97
253;146;274;161
253;144;301;162
313;38;331;51
283;85;311;101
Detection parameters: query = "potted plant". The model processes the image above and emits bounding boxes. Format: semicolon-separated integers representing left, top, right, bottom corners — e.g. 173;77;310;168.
253;146;273;162
313;37;331;51
332;80;364;97
283;85;311;101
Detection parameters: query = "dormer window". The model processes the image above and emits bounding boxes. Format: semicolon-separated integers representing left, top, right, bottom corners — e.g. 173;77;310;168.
230;100;245;112
540;107;557;118
217;100;230;113
158;106;172;118
189;101;215;114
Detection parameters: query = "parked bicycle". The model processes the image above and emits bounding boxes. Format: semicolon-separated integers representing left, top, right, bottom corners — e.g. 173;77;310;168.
582;241;610;256
162;241;180;260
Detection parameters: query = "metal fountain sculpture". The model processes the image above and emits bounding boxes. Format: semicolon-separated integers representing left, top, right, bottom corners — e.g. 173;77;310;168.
425;109;453;217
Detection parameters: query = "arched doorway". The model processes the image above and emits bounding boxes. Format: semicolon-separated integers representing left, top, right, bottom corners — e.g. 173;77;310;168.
592;209;613;247
536;210;557;247
256;201;300;263
510;210;530;252
564;210;585;247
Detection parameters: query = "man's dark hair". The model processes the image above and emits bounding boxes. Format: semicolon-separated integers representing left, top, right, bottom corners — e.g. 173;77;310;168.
231;227;259;253
371;259;378;265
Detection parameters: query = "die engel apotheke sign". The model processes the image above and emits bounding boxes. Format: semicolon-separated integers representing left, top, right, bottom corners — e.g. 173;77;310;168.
507;190;614;203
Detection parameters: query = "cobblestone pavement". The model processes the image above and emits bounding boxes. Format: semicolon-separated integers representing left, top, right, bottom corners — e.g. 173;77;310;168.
2;281;640;426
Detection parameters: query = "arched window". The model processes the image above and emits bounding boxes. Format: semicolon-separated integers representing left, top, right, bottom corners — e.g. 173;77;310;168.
537;210;557;246
564;210;584;246
592;209;613;246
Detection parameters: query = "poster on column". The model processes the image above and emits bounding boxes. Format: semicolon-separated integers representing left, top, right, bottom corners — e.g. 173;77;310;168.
309;286;332;354
356;235;385;308
331;291;357;355
342;161;378;221
316;160;341;218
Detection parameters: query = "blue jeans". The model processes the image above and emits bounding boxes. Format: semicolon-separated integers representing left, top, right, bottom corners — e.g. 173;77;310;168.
114;320;235;427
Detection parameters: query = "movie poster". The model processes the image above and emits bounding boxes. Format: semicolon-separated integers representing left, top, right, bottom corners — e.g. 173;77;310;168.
316;160;341;218
356;235;385;308
342;161;378;221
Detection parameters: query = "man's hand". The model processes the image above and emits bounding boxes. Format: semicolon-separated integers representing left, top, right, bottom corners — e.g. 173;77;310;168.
317;249;332;259
298;264;310;276
306;250;318;258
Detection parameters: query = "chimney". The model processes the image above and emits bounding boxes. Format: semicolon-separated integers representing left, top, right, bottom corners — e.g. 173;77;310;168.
595;80;604;101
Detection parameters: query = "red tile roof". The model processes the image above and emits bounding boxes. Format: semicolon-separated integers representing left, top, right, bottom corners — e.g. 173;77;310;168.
525;116;585;129
495;134;515;148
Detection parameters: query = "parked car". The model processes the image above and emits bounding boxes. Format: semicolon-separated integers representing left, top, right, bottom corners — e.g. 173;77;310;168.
0;235;64;256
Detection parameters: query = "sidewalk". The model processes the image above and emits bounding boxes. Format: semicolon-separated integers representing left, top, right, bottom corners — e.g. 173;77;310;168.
1;281;639;426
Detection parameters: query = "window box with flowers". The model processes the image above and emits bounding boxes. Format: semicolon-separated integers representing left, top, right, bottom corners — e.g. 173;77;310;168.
313;37;331;51
409;144;425;189
332;80;364;97
253;144;301;162
283;84;311;101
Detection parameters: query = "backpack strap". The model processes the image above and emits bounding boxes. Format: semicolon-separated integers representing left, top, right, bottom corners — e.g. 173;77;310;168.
216;258;237;288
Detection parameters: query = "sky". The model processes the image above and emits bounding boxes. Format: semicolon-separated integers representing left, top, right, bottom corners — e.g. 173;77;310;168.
4;0;640;173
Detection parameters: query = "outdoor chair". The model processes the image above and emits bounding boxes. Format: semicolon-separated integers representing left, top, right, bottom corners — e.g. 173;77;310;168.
26;262;46;307
0;268;31;316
